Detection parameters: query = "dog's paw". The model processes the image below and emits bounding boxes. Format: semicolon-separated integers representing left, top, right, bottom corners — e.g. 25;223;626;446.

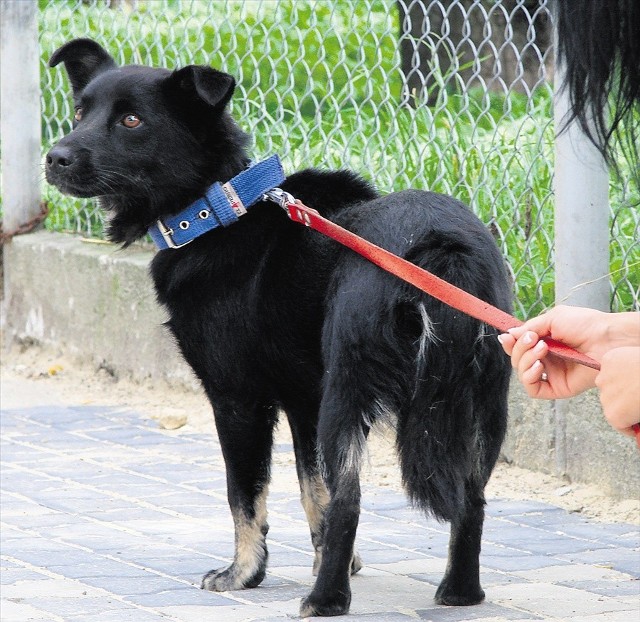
201;563;265;592
434;577;485;606
300;589;351;617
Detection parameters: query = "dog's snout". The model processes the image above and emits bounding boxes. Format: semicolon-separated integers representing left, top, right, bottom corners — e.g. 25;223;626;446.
46;145;76;170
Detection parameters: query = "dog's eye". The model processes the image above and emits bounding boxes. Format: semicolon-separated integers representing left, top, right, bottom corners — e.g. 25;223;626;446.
121;114;142;129
74;107;83;122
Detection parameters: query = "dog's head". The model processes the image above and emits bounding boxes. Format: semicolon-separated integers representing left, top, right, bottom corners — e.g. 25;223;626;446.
46;38;249;244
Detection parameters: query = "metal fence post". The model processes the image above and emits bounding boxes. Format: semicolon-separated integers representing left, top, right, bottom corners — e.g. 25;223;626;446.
0;0;42;236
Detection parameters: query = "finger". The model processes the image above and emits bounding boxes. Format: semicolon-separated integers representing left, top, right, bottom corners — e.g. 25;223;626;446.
510;331;541;370
517;309;556;337
506;326;527;340
507;309;555;340
520;359;553;399
521;359;547;385
516;339;548;378
497;333;515;355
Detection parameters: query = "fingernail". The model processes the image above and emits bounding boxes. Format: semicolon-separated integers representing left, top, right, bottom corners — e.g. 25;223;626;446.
523;332;534;344
534;340;545;352
497;334;505;345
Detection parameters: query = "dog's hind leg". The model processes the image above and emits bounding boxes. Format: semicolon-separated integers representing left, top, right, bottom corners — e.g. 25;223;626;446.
434;478;486;606
434;335;510;606
201;402;277;592
435;367;509;605
398;395;488;606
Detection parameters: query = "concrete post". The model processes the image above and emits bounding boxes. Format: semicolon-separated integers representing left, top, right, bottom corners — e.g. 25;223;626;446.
552;34;610;477
0;0;42;236
553;78;610;311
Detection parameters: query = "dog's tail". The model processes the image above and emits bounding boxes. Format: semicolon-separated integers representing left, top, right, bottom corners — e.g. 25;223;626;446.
392;274;510;523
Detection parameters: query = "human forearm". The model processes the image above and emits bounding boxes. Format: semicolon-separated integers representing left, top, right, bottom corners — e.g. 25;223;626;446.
600;312;640;352
596;346;640;436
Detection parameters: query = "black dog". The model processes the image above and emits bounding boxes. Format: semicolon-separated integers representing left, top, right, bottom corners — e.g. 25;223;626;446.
46;38;512;617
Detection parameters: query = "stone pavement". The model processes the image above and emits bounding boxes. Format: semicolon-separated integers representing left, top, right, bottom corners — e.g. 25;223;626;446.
1;392;639;621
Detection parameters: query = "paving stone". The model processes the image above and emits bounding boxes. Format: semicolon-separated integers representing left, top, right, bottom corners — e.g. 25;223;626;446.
490;582;634;618
565;612;640;622
480;545;573;573
416;601;543;620
79;574;191;595
64;611;174;622
556;578;640;598
0;600;61;621
0;568;52;585
127;586;237;607
558;548;640;577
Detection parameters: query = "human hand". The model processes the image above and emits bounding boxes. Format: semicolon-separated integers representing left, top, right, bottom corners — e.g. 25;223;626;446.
498;328;598;399
497;305;609;399
596;346;640;437
506;305;622;357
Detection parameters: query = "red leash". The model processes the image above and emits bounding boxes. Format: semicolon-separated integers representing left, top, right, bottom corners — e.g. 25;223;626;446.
281;198;640;448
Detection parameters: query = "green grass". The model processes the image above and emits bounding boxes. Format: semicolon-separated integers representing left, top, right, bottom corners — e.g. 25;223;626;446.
38;0;638;315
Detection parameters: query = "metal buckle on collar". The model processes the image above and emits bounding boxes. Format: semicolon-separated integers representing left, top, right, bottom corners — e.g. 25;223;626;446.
156;219;192;249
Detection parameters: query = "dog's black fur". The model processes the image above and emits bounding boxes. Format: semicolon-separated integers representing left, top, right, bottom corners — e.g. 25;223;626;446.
46;38;512;617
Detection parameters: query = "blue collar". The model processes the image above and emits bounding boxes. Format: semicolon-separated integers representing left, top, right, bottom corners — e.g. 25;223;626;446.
148;155;285;249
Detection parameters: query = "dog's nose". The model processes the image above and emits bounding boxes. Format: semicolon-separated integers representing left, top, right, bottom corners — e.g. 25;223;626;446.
46;145;76;170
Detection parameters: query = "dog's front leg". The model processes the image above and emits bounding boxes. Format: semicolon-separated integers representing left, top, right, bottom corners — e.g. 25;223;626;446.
284;408;330;575
299;391;366;617
201;402;276;592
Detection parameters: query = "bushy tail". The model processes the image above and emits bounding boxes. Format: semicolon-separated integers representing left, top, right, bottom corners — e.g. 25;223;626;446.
393;295;509;522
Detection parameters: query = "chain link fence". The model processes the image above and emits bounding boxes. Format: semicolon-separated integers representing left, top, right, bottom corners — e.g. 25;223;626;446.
37;0;639;317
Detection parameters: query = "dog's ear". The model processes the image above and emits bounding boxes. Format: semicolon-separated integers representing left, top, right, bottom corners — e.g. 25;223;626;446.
50;38;117;95
166;66;236;110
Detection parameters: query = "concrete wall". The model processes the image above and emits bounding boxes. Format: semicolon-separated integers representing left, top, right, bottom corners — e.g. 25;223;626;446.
2;231;195;387
3;231;638;497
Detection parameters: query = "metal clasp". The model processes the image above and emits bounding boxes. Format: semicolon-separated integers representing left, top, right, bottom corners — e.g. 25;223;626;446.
156;219;192;249
263;187;296;211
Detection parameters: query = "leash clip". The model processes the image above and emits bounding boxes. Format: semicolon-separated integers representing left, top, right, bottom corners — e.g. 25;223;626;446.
264;188;317;227
263;188;296;212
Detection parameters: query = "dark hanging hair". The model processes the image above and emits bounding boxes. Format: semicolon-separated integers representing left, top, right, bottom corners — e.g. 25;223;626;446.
554;0;639;174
